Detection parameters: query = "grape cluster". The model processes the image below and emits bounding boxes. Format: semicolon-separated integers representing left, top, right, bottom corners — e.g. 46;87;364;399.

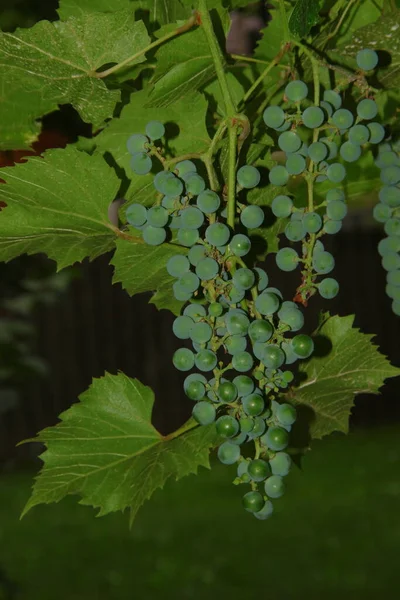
127;121;166;176
373;141;400;315
263;49;382;302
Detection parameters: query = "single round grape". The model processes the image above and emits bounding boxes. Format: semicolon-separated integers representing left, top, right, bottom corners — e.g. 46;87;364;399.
195;349;217;372
323;89;342;110
154;171;174;194
303;212;323;233
340;141;362;163
173;348;195;371
349;124;370;145
233;268;255;290
276;403;297;426
321;100;333;118
264;475;285;498
218;381;238;403
183;303;207;322
237;460;250;478
291;334;314;358
161;195;177;210
249;319;273;343
262;426;289;451
143;225;166;245
208;301;223;318
285;80;308;102
375;151;399;169
192;401;216;425
269;452;291;476
357;98;378;120
232;351;254;373
239;417;254;435
382;252;400;272
261;344;285;369
183;172;206;196
378;236;400;256
225;334;247;355
379;186;400;208
386;284;400;300
356;48;378;70
324;219;343;234
255;267;269;291
147;206;169;227
197;190;220;214
248;459;270;482
177;228;199;247
285;220;306;242
269;166;289;186
278;131;302;153
127;134;149;155
180;207;204;230
184;379;206;402
188;245;206;267
302;106;325;129
126;203;147;227
319;277;339;299
327;163;346;183
175;160;197;177
254;500;274;520
272;195;293;218
263;105;286;128
170;216;182;229
373;203;392;223
205;222;230;247
367;122;385;144
242;393;265;416
216;415;239;438
278;305;304;332
230;234;251;257
387;270;400;286
237;165;261;189
196;257;219;281
173;282;192;301
327;199;348;221
255;291;280;316
286;153;306;175
331;108;354;130
234;375;254;397
381;166;400;186
247;416;266;439
308;141;328;163
384;218;400;237
240;205;264;229
145;120;165;140
190;322;212;344
178;272;200;293
276;247;299;272
227;283;245;304
172;315;193;340
130;152;152;175
392;300;400;316
225;309;250;336
218;441;240;465
326;188;345;203
313;250;335;274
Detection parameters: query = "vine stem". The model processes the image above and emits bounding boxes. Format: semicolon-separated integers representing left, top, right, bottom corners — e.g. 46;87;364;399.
293;41;320;105
95;14;198;79
325;0;357;42
162;418;199;441
240;43;290;107
227;125;238;227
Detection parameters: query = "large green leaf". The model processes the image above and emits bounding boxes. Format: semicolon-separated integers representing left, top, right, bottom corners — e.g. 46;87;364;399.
0;10;149;149
322;0;384;47
254;6;289;63
288;0;323;38
111;235;187;314
23;373;219;523
292;315;400;439
0;147;120;269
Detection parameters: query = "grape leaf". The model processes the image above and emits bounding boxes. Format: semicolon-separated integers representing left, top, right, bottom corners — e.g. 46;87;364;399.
0;10;149;149
321;0;384;47
111;235;187;314
292;315;400;439
0;147;120;269
288;0;323;38
23;372;219;523
254;7;289;63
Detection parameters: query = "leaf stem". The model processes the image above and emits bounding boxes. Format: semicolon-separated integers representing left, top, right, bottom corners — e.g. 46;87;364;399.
162;418;199;441
227;124;238;228
240;43;290;106
325;0;357;42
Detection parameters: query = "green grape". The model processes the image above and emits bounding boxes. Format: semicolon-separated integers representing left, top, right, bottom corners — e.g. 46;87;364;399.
367;122;385;144
291;334;314;358
378;236;400;256
185;380;206;401
392;300;400;316
188;245;207;266
218;381;238;403
278;131;302;153
216;415;239;438
331;109;354;130
262;426;289;451
282;371;294;384
254;500;274;520
182;173;206;196
225;309;250;336
255;267;269;291
313;250;335;274
234;375;255;397
173;348;195;371
387;270;400;286
255;292;280;316
190;322;212;344
127;133;149;154
326;188;345;202
253;342;266;361
264;475;285;498
145;120;165;140
230;234;251;257
263;105;286;128
386;284;400;300
233;268;255;290
327;163;346;183
276;403;297;426
195;349;217;371
161;195;177;210
130;152;152;175
381;166;400;186
373;203;392;223
319;277;339;299
242;393;265;416
173;282;192;301
225;335;247;355
261;344;285;369
286;154;306;175
349;124;370;145
205;223;230;247
323;90;342;110
181;206;204;230
237;165;261;189
197;190;220;214
324;219;342;234
170;216;182;229
247;416;266;439
272;195;293;217
154;171;173;193
184;373;207;396
302;106;324;129
143;225;166;246
147;206;169;227
240;417;254;435
232;351;254;373
178;272;200;293
382;252;400;271
196;257;219;281
320;137;338;159
285;80;308;102
126;203;147;227
384;218;400;236
227;283;245;305
285;220;306;242
340;141;362;163
177;228;200;247
172;315;193;339
192;401;216;425
379;186;400;208
240;205;264;229
183;303;207;321
248;319;273;343
218;441;240;464
269;166;289;186
357;98;378;120
276;247;299;272
237;460;250;479
278;304;304;332
327;199;348;220
209;301;223;317
248;459;270;482
175;160;197;177
308;141;328;162
269;452;291;476
321;100;333;118
356;48;378;70
303;212;323;233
